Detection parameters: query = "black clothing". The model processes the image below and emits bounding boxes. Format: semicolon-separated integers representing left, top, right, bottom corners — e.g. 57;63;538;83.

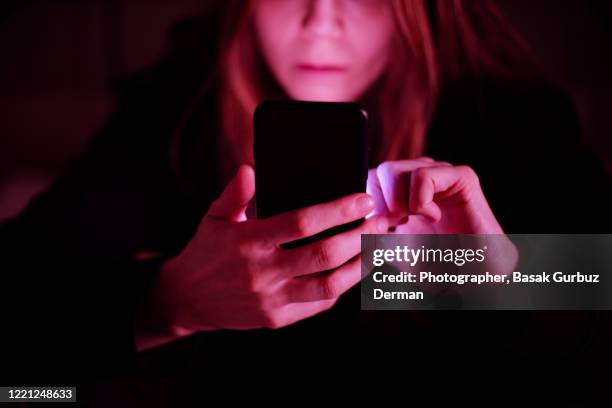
1;14;611;399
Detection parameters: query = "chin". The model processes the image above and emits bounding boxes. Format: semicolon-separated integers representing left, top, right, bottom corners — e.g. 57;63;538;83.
288;87;357;103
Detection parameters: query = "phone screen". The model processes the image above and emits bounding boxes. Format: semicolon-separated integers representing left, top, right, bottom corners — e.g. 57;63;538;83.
254;100;369;248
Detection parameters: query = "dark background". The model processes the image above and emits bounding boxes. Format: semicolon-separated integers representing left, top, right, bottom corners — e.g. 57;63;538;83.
0;0;611;221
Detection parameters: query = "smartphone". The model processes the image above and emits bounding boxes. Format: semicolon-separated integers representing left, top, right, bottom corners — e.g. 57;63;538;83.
253;100;369;248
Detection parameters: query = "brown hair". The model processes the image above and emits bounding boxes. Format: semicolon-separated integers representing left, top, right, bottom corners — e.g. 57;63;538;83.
173;0;539;187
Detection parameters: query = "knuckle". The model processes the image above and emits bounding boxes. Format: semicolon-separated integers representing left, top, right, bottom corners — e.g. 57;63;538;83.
338;198;355;220
457;165;479;183
258;233;278;252
313;243;337;269
248;271;285;309
247;222;277;252
318;274;340;300
377;161;394;178
235;237;257;259
293;213;313;237
412;166;428;181
244;265;266;293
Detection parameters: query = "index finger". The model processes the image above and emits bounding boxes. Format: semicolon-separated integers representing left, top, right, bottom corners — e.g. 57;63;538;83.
377;160;452;215
253;193;375;246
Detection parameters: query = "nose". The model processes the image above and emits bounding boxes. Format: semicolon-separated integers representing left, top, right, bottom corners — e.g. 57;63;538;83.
301;0;344;37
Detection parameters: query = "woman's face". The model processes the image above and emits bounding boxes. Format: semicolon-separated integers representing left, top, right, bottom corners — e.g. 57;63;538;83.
253;0;396;102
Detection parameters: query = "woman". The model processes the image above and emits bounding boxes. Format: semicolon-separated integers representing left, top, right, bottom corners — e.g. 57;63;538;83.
1;0;610;384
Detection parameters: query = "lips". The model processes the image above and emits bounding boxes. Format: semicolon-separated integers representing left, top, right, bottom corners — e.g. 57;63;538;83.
296;63;347;72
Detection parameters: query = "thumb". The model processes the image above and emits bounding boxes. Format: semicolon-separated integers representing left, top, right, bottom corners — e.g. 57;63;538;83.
206;164;255;222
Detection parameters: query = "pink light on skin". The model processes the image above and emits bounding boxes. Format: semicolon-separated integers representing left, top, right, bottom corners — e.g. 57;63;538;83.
254;0;395;102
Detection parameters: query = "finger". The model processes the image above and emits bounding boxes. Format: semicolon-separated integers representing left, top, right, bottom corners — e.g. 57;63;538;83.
409;164;478;222
206;164;255;222
416;156;435;163
274;215;388;278
254;193;375;245
376;160;444;216
267;299;337;329
283;254;362;303
366;168;389;218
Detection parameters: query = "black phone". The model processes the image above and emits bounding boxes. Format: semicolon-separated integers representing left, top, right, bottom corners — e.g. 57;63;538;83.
253;100;369;248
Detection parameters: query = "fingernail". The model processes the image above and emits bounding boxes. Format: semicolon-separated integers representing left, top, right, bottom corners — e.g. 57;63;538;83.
356;195;375;212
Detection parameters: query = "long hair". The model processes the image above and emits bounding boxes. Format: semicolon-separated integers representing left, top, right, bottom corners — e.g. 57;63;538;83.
172;0;540;188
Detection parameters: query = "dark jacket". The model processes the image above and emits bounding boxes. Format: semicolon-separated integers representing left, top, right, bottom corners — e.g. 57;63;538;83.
1;15;610;390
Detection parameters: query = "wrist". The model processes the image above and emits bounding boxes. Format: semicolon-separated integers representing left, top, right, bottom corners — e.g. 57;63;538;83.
134;256;196;352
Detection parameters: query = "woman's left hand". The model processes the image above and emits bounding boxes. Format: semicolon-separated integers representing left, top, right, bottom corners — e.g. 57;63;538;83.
367;157;504;234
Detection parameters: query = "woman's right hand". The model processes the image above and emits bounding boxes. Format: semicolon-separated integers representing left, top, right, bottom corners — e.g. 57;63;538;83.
135;164;387;351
